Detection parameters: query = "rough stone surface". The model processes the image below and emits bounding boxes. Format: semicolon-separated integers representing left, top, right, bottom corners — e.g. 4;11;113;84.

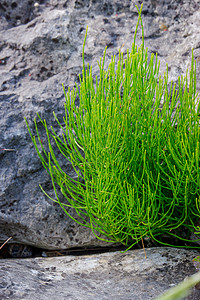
0;0;200;249
1;247;200;300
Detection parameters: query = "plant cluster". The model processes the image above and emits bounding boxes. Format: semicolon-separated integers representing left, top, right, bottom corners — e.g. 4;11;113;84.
26;5;200;250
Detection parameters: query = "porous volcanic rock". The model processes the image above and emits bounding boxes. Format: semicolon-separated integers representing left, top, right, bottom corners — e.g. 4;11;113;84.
0;0;200;249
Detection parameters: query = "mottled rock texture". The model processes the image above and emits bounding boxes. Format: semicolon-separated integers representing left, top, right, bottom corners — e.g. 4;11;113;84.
1;247;200;300
0;0;200;249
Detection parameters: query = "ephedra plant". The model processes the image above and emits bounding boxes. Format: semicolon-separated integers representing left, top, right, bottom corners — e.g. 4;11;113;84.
26;5;200;251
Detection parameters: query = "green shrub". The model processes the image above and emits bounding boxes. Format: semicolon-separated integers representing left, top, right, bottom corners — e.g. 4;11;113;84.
25;5;200;250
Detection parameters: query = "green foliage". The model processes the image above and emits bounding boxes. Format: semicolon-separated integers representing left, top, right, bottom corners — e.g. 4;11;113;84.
25;5;200;249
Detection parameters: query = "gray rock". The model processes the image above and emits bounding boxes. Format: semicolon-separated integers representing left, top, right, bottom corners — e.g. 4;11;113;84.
0;247;200;300
0;0;37;28
0;0;200;249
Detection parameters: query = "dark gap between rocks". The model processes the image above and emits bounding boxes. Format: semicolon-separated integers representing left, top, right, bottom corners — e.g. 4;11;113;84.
1;236;200;259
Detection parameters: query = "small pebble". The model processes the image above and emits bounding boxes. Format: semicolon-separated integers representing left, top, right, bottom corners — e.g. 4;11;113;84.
34;3;39;8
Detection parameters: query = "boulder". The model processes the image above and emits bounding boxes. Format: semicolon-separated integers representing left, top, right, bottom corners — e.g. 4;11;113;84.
0;0;200;249
1;247;200;300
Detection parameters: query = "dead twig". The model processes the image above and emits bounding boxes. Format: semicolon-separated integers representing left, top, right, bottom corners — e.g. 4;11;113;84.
0;237;12;250
0;149;15;151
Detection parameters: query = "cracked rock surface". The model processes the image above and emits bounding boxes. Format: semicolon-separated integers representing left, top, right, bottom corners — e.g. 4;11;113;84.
0;0;200;249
